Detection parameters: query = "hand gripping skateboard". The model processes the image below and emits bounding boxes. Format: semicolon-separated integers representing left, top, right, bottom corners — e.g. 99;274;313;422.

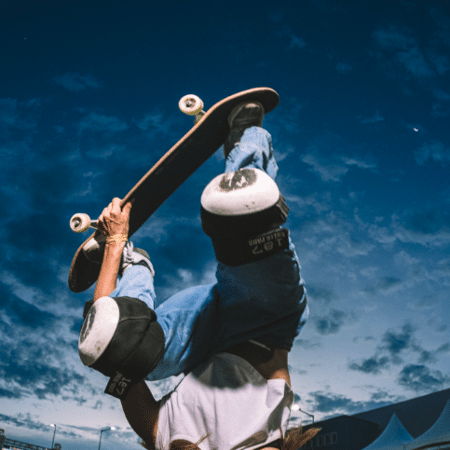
68;87;279;293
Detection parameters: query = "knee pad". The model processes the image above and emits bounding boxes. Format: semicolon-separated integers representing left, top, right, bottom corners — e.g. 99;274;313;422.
201;168;290;266
79;296;165;400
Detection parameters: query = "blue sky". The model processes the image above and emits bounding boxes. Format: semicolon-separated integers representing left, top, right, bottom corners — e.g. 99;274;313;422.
1;0;449;449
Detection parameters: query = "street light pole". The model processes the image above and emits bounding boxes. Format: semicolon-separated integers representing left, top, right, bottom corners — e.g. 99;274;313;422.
50;424;57;449
298;408;315;424
98;426;115;450
291;404;315;424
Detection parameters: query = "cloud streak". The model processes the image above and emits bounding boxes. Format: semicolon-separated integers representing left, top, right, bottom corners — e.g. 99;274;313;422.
313;309;355;335
300;139;377;182
308;389;400;417
371;24;442;79
348;323;450;392
54;73;102;91
415;140;450;165
398;364;450;392
79;112;129;133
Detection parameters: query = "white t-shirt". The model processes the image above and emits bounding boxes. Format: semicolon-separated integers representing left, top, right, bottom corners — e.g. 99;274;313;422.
156;353;293;450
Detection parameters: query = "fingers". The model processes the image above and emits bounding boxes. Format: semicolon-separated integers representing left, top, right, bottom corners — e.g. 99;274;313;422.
122;201;133;217
111;197;122;216
97;206;109;233
97;198;132;236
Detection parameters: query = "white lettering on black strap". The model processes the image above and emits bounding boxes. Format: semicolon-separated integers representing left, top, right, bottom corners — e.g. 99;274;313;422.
105;372;134;399
212;228;290;266
248;229;288;256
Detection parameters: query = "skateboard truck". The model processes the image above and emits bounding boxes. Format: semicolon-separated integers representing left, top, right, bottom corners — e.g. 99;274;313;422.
179;94;205;123
70;213;98;233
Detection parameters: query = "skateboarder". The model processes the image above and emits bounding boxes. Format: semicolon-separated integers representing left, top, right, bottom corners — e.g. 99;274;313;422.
78;102;313;449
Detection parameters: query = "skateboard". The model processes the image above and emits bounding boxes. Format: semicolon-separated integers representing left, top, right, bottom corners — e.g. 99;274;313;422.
68;87;280;293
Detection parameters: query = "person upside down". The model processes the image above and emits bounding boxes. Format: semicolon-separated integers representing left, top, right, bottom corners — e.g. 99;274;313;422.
78;101;319;450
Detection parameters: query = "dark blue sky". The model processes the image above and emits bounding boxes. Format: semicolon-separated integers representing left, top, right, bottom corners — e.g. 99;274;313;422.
1;0;449;449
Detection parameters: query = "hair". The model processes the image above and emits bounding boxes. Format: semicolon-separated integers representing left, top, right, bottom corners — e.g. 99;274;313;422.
281;427;321;450
139;427;320;450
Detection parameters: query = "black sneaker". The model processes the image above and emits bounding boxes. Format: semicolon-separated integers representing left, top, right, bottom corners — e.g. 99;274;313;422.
228;101;265;128
224;101;265;158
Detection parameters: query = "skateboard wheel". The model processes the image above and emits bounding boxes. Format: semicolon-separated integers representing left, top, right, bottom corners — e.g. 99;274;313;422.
179;95;204;116
70;213;91;233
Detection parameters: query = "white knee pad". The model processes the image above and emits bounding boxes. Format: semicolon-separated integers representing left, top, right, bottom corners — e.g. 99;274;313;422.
201;168;289;265
201;168;280;218
79;296;164;399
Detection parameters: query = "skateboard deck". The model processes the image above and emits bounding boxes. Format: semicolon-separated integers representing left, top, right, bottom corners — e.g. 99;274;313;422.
68;87;279;293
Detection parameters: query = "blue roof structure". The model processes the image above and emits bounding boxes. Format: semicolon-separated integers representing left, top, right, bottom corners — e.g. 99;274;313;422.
405;400;450;450
353;388;450;438
361;413;413;450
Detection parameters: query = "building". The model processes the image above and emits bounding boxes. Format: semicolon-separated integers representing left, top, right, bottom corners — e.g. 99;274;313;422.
0;429;61;450
301;388;450;450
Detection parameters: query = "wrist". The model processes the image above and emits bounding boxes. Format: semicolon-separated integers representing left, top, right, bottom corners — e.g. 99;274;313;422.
106;234;128;243
104;240;127;256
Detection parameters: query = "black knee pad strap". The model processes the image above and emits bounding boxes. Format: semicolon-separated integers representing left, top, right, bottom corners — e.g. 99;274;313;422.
212;228;290;266
104;317;164;399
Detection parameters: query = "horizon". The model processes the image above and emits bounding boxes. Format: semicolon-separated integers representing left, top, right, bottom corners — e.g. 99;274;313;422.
3;387;450;449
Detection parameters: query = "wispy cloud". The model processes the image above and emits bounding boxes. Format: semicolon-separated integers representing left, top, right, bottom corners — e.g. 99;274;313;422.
397;364;450;392
392;209;450;247
277;25;307;51
348;323;450;393
373;24;416;52
349;356;391;374
306;286;335;304
0;412;51;432
432;88;450;102
364;276;403;295
301;151;377;182
134;110;176;137
414;140;450;165
336;62;353;74
371;24;447;79
79;112;129;133
0;97;41;137
308;389;398;417
0;97;20;128
367;208;450;248
359;111;384;125
289;34;307;50
396;46;436;78
313;308;355;335
378;323;416;363
0;331;89;401
54;73;103;91
0;273;95;403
